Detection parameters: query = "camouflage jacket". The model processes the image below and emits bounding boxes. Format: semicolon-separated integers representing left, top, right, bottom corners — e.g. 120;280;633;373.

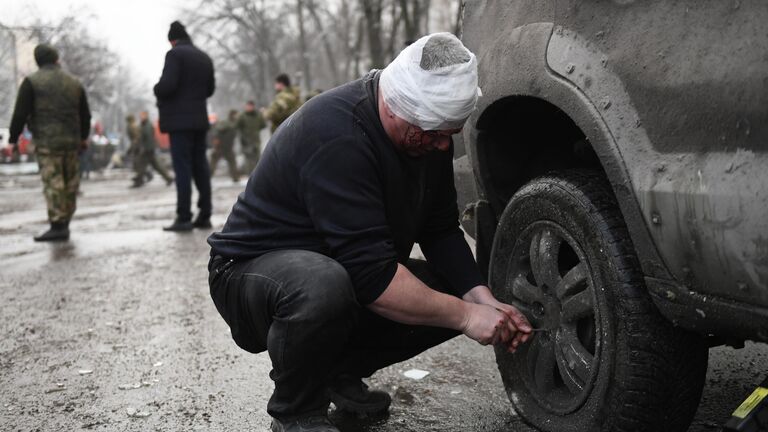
127;122;140;153
235;111;265;145
139;120;157;152
263;86;302;132
214;119;237;149
8;64;91;153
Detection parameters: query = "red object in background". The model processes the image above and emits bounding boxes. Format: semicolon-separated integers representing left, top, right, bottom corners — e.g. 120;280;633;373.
2;131;32;158
154;120;169;150
17;133;30;154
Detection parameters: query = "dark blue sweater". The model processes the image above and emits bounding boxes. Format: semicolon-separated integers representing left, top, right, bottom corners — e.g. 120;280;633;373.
207;71;484;304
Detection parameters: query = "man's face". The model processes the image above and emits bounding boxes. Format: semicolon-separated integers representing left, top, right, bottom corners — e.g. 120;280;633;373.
140;112;149;122
245;103;255;113
274;82;285;92
393;118;461;157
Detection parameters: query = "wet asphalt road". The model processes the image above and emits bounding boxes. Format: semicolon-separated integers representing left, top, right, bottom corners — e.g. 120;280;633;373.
1;169;766;431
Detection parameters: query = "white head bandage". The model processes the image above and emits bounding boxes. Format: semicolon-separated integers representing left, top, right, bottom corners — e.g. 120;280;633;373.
379;32;481;131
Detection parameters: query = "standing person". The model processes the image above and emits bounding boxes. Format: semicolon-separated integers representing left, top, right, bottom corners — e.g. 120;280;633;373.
134;111;174;187
79;138;93;180
209;109;240;182
207;33;532;432
154;20;215;231
7;44;91;242
126;114;145;187
261;73;301;133
235;101;265;175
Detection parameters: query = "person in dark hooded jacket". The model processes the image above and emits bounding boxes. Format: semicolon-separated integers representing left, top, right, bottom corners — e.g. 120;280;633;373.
154;20;216;231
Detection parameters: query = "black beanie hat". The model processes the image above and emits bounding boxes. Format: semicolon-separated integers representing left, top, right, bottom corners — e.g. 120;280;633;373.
34;44;59;67
168;21;190;41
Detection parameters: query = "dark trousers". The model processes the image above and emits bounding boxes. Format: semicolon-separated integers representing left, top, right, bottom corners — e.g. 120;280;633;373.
208;250;459;421
169;131;211;221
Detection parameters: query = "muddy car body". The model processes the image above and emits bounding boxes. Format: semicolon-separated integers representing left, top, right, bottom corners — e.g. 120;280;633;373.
455;1;768;430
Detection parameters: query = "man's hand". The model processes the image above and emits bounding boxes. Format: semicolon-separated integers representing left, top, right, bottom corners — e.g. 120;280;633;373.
460;303;515;346
463;285;533;352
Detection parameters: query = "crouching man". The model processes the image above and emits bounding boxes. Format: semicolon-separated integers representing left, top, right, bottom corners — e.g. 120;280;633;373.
207;33;532;432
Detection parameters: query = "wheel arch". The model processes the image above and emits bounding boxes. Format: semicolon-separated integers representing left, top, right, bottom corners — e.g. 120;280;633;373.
464;22;670;280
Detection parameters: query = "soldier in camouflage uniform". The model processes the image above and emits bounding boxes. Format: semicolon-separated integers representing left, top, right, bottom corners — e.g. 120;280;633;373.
132;111;173;187
8;44;91;242
261;73;302;133
126;114;144;186
210;109;240;182
236;101;265;175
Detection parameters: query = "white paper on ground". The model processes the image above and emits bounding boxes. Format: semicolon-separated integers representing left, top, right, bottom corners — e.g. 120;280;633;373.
403;369;430;380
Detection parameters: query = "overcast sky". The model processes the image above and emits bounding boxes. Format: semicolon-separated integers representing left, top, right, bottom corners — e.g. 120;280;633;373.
5;0;188;83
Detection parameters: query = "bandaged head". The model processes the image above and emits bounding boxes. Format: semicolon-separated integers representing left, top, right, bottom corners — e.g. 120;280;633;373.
379;32;481;131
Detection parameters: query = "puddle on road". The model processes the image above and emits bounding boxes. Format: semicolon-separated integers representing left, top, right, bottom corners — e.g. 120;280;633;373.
1;229;189;274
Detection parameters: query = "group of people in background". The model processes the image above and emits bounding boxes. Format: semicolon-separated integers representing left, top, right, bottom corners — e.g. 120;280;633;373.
125;111;173;188
6;18;306;239
208;74;303;184
208;100;265;184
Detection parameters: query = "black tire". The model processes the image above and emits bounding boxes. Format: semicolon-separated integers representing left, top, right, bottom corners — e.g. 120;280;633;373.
489;170;708;432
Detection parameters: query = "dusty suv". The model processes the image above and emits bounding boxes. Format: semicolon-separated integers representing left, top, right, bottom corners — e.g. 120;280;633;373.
454;1;768;431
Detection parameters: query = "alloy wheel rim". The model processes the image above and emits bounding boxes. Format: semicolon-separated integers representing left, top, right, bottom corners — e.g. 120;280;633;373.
503;221;600;413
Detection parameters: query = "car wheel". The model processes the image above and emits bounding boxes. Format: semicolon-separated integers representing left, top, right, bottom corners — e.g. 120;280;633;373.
489;170;708;432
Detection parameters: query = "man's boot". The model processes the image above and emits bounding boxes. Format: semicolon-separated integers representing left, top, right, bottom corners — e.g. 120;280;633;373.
328;375;391;415
34;222;70;242
163;219;193;232
270;415;339;432
192;214;212;229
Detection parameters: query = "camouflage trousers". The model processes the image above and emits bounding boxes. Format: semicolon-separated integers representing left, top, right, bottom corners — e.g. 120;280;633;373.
209;145;239;182
239;144;262;176
134;151;173;183
37;150;79;223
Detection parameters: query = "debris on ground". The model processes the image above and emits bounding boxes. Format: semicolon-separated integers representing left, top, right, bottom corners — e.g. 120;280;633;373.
126;407;151;418
44;383;67;393
403;369;430;380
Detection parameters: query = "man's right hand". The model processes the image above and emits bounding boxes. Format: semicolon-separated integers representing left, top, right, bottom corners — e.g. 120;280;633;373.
461;303;516;346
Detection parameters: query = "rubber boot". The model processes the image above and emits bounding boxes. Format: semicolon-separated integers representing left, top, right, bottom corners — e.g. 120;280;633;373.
270;415;339;432
328;375;391;415
34;222;70;242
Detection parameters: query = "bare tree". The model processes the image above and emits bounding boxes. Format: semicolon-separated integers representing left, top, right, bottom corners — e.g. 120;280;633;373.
182;0;460;114
296;0;312;93
21;14;150;134
360;0;386;68
399;0;429;42
306;0;340;87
